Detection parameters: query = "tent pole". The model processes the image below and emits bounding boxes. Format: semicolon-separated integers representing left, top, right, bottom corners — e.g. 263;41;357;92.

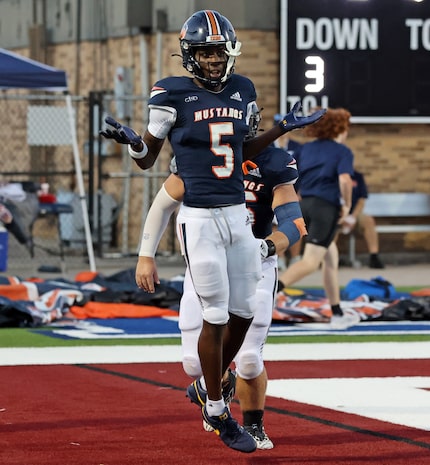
65;94;96;272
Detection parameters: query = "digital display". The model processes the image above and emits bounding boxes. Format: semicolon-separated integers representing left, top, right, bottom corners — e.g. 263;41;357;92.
282;0;430;120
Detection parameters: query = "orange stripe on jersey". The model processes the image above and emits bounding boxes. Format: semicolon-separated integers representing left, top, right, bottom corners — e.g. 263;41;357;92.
205;10;220;36
242;160;258;175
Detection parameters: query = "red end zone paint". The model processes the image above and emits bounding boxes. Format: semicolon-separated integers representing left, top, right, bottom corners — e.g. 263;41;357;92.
1;360;429;465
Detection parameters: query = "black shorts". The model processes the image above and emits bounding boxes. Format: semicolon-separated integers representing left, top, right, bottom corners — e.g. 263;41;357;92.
300;196;340;248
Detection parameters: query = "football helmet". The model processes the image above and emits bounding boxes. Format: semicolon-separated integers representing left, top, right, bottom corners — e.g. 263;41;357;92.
179;10;242;88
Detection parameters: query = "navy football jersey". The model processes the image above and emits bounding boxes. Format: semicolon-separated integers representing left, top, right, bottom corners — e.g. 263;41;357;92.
244;145;298;239
148;74;257;207
297;139;354;207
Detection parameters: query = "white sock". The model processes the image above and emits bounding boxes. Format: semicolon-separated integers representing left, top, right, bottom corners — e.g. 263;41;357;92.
200;376;207;391
206;398;225;416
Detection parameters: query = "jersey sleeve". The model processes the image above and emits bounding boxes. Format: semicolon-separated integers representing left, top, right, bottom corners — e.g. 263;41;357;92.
147;105;177;139
263;148;299;189
337;145;354;175
147;78;179;138
148;78;173;106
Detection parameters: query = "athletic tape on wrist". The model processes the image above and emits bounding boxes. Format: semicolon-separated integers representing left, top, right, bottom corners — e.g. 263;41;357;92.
265;239;276;257
129;141;149;159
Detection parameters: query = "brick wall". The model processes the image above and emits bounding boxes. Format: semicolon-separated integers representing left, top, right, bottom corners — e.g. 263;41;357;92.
10;29;430;253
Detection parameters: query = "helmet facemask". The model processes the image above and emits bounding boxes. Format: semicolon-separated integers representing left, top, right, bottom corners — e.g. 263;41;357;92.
223;40;242;82
245;103;262;140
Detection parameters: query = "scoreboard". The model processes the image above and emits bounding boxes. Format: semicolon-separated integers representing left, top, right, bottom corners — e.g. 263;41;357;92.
281;0;430;122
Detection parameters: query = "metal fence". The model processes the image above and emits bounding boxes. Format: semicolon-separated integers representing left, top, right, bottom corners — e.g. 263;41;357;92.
0;92;176;274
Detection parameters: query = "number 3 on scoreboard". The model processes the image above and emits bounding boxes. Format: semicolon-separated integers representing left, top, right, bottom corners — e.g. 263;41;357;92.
304;56;325;93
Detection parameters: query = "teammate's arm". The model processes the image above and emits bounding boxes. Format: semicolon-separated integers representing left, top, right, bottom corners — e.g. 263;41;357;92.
136;174;184;292
261;184;307;258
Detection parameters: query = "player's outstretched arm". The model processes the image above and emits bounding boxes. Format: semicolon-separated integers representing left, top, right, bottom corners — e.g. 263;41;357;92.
100;116;142;145
100;116;163;170
243;101;326;160
277;101;326;133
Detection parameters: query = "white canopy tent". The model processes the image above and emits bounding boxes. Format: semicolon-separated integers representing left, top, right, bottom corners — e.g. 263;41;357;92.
0;48;96;271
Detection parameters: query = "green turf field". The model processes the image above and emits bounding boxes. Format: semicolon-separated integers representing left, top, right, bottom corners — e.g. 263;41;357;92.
1;327;429;348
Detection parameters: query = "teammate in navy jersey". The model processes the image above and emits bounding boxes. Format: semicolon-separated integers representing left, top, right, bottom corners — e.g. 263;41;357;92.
100;9;324;453
135;109;306;449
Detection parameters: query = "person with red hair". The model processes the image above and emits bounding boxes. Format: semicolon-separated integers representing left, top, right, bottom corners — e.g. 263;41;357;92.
278;107;361;329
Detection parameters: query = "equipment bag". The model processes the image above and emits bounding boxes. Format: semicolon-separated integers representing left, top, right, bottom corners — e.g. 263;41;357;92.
343;276;398;300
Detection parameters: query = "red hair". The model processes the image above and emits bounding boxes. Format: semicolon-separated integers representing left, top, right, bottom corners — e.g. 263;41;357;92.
303;107;351;139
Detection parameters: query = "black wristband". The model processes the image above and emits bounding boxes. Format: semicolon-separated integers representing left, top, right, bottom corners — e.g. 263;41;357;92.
265;239;276;257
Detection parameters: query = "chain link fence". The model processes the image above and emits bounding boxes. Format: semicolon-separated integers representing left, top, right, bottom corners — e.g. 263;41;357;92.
0;92;177;275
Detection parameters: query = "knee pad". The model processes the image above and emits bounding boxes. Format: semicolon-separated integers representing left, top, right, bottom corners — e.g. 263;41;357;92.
203;306;229;325
235;349;264;380
182;355;202;378
180;284;228;327
188;262;229;324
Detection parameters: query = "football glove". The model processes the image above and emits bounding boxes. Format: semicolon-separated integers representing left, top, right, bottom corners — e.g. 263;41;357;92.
100;116;143;145
278;101;326;133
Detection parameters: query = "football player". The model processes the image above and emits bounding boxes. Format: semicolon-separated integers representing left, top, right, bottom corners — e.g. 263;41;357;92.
135;108;307;450
101;9;323;453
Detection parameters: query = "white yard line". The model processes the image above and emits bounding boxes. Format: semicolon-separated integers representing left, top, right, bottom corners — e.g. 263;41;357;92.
1;341;429;366
267;376;430;432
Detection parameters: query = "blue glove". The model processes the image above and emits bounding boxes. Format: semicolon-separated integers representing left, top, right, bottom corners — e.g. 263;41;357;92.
100;116;142;145
278;101;326;133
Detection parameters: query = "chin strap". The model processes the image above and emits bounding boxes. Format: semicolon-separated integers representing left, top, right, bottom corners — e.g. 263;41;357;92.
222;41;242;83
